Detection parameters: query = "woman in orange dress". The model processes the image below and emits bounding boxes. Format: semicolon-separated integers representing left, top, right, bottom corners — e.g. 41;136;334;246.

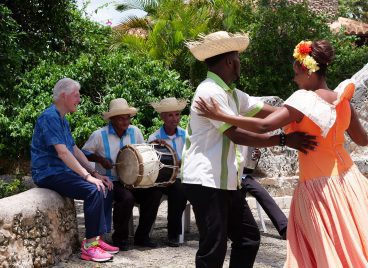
196;40;368;267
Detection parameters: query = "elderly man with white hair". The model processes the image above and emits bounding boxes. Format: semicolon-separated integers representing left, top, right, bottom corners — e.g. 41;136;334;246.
31;78;119;263
148;97;188;247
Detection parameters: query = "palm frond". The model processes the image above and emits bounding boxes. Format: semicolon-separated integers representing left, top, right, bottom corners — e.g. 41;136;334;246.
114;16;150;33
115;4;131;12
115;0;158;13
111;34;149;54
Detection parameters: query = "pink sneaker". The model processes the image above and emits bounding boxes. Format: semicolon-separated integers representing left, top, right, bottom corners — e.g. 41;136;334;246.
97;237;119;254
81;242;113;262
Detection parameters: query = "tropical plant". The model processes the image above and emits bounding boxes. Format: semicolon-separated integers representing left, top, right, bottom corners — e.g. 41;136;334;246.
112;0;213;83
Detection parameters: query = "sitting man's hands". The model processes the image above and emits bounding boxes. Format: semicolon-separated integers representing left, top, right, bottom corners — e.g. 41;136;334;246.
95;173;113;191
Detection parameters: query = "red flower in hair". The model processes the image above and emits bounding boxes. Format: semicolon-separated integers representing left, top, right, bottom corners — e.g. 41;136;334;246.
293;41;319;74
298;43;312;55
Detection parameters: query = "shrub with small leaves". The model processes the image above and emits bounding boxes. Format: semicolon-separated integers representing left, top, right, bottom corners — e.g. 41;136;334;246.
3;51;193;158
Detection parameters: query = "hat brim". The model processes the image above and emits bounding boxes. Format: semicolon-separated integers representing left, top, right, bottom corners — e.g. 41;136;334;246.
188;35;249;61
151;100;187;113
103;108;138;121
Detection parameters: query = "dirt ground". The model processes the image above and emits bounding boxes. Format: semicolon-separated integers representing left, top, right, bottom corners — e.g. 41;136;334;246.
55;199;288;268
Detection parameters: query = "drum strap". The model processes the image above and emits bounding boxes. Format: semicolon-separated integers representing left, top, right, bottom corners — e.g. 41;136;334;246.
127;128;136;144
118;128;136;148
101;130;112;177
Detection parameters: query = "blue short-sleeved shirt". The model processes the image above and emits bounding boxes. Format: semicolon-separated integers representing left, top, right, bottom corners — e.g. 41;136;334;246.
31;104;76;183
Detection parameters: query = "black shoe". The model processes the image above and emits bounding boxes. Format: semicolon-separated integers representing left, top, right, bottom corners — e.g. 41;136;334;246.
113;239;129;251
167;235;180;247
134;238;157;248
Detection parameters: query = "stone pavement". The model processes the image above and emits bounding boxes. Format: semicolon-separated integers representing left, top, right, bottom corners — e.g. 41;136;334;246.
55;198;290;268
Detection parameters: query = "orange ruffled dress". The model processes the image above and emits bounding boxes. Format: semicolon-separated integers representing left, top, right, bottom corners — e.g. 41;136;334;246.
283;83;368;268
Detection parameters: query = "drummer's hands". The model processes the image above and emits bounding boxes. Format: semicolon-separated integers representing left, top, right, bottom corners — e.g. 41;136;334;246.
100;158;113;169
151;139;167;146
285;132;318;154
96;173;113;191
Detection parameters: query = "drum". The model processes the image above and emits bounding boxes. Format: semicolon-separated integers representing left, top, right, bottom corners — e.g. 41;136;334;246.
115;143;179;188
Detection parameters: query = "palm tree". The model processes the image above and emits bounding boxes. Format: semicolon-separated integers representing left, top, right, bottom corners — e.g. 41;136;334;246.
112;0;212;64
111;0;255;82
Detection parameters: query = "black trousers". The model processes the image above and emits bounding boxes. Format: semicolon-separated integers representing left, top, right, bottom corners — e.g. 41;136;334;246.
184;183;260;268
112;182;162;242
160;179;187;238
241;176;288;236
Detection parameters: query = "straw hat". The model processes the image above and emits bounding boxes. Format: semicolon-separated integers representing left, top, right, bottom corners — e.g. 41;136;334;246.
185;31;249;61
103;98;138;120
150;97;187;113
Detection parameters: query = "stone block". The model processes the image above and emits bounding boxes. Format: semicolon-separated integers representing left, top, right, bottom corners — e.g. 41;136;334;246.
0;188;78;267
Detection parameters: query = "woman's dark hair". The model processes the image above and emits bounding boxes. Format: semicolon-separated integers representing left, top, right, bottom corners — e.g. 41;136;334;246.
311;40;335;77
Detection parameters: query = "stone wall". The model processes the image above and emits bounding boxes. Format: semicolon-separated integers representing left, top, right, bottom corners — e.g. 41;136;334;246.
0;188;78;268
288;0;338;19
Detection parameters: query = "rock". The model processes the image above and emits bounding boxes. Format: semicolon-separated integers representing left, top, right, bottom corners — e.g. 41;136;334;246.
0;188;78;267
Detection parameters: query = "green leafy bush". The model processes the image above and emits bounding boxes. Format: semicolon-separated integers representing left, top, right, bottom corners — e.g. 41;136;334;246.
3;0;111;67
0;177;27;199
0;5;24;94
3;51;193;158
239;0;333;99
328;34;368;87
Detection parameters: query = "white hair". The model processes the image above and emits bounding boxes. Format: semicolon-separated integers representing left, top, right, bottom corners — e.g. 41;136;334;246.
53;78;80;101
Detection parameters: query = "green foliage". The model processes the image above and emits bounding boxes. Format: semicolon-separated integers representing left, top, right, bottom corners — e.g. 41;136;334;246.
114;0;367;99
239;0;332;99
209;0;255;32
3;51;192;158
328;34;368;87
3;0;111;64
112;0;213;83
4;0;75;65
2;0;112;80
338;0;368;22
0;178;27;199
0;5;24;94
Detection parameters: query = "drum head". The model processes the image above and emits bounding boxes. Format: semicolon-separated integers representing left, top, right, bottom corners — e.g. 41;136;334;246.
151;143;179;185
116;146;142;186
